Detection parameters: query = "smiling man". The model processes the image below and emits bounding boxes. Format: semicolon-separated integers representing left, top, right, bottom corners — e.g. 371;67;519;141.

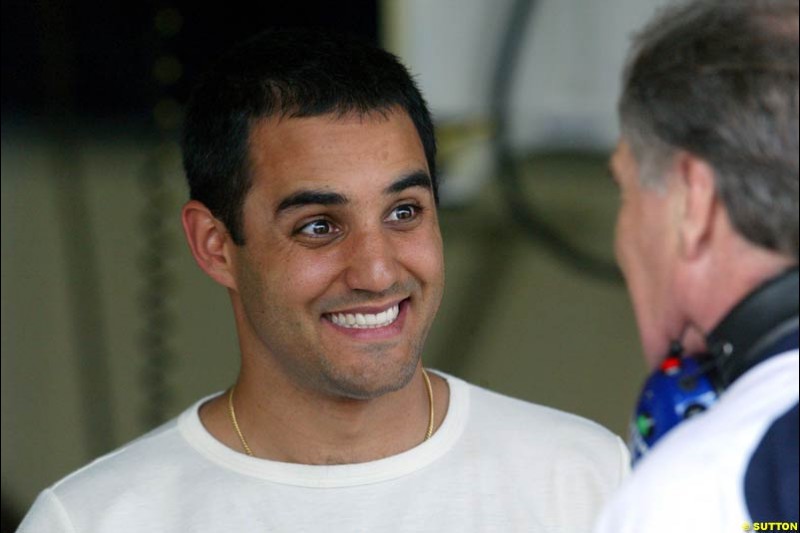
18;29;627;533
190;108;447;464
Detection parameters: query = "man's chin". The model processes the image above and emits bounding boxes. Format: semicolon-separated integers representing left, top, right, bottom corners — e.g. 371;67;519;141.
320;357;420;401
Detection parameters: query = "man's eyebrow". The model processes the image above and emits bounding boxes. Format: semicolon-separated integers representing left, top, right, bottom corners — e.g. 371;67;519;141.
276;190;348;214
275;171;431;215
384;171;433;195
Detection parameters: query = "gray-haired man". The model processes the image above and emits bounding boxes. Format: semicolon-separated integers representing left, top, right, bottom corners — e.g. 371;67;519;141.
597;1;798;531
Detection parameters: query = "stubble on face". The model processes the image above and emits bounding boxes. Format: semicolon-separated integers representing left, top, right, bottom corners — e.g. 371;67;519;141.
233;248;433;401
230;110;445;402
315;280;436;400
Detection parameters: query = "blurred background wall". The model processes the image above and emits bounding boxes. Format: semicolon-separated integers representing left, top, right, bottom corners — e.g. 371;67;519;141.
2;0;667;528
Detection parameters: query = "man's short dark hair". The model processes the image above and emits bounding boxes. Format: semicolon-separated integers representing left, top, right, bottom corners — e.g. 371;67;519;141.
619;0;799;258
182;28;437;245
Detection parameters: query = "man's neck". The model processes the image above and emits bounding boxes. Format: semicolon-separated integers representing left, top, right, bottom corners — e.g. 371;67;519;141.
686;233;796;336
199;365;449;465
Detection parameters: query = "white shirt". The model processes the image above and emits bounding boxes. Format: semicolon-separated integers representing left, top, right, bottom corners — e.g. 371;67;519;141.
593;350;800;533
20;372;629;533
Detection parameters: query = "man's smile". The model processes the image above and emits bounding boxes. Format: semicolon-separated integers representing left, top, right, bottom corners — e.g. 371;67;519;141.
325;302;402;329
321;298;412;340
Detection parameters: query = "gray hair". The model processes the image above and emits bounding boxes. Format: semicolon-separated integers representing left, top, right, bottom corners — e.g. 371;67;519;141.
619;0;799;258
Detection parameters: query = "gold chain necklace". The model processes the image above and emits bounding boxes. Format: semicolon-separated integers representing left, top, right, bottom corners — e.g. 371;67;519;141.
227;368;435;457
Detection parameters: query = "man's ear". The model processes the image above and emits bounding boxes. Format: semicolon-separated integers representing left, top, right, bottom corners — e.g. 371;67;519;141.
181;200;238;290
676;152;718;260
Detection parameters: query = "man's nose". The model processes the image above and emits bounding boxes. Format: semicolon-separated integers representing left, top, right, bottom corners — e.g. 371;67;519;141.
343;226;401;294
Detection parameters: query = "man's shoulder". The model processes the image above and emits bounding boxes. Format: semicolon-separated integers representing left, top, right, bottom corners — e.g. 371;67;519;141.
595;353;800;532
49;410;190;501
745;402;799;523
18;403;213;533
445;375;629;510
466;378;620;437
453;375;628;466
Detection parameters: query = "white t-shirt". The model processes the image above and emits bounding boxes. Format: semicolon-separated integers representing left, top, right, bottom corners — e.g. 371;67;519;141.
19;372;629;533
593;350;800;533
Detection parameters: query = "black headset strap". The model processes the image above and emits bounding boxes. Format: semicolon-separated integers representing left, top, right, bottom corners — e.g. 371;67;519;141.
706;267;799;389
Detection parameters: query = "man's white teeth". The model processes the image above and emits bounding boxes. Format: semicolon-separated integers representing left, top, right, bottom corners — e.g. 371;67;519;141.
329;304;400;329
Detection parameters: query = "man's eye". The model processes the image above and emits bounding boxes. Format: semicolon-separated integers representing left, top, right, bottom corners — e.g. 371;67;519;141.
386;204;421;222
297;219;338;237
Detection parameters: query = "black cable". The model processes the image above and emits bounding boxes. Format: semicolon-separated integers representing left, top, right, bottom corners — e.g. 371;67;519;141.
489;0;623;283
